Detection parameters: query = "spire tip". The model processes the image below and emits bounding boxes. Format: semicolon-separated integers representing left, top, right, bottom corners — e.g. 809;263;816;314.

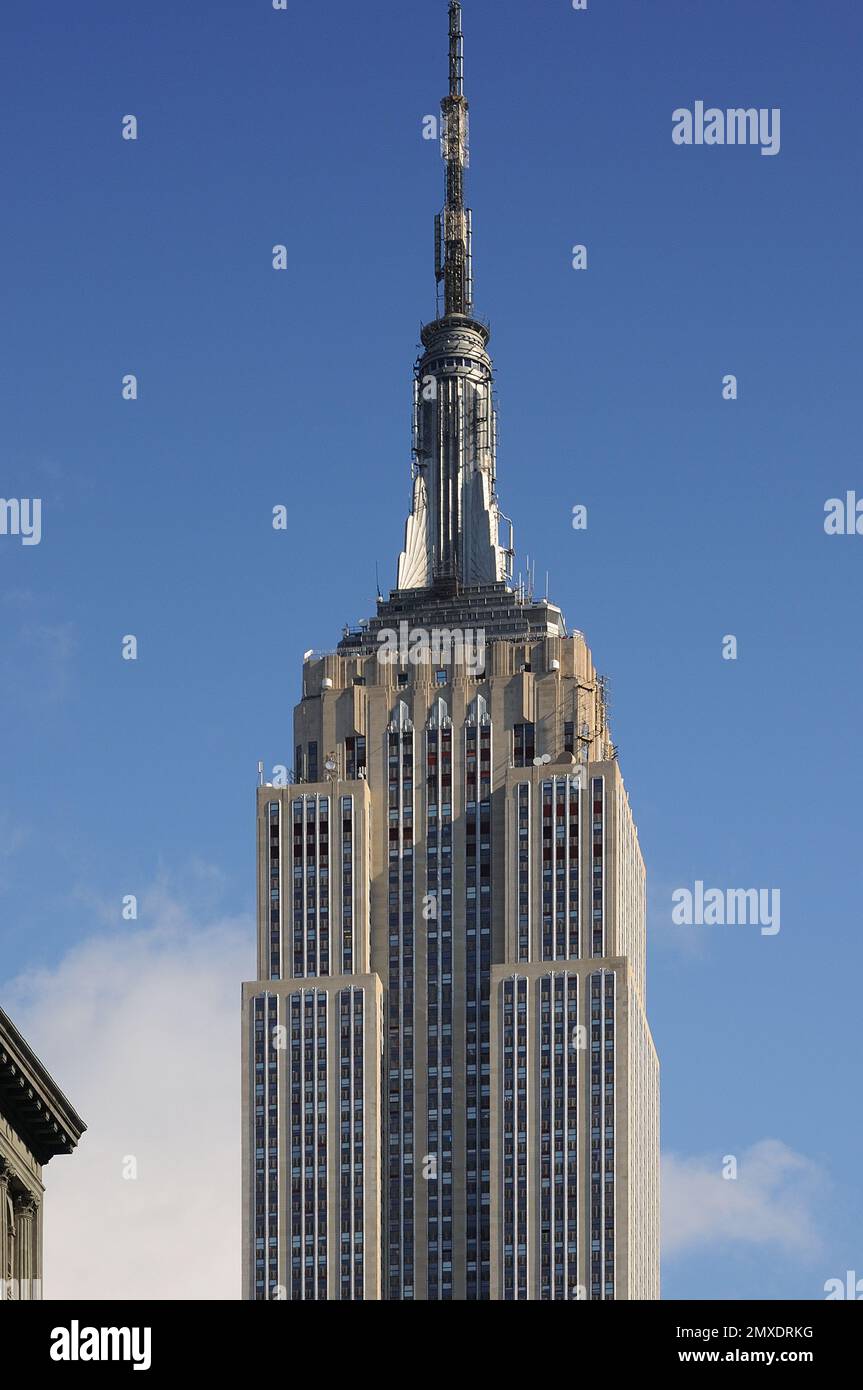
448;1;464;99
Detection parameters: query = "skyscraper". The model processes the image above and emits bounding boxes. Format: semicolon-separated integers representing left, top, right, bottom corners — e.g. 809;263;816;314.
242;1;659;1302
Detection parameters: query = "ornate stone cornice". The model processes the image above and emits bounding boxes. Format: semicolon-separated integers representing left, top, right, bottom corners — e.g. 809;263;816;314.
0;1006;86;1163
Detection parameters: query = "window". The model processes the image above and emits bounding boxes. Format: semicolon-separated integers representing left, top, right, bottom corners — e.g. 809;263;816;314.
514;723;535;767
345;736;366;781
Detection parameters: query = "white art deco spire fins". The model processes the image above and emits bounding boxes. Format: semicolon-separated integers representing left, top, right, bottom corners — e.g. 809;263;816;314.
397;1;515;593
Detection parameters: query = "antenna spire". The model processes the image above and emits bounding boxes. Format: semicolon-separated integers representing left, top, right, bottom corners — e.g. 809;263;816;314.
397;1;512;593
449;1;464;97
435;2;472;317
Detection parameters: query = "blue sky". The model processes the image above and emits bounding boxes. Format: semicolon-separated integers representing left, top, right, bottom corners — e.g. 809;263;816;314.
1;0;861;1299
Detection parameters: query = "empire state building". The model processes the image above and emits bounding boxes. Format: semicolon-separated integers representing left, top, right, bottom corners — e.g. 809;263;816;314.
242;1;659;1302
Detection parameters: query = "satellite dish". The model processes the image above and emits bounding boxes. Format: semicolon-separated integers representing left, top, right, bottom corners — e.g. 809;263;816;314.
324;754;337;774
532;756;543;767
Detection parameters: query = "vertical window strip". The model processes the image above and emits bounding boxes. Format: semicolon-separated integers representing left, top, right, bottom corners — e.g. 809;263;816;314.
292;799;304;979
554;781;565;962
291;990;328;1300
440;723;453;1300
517;782;530;962
290;993;302;1299
514;721;535;768
337;987;364;1301
267;801;281;980
341;796;354;974
291;796;332;980
306;799;317;978
515;976;528;1300
589;970;615;1300
387;715;415;1299
552;976;565;1297
568;777;580;959
345;735;367;782
302;992;314;1299
602;971;615;1299
479;717;492;1298
592;777;604;957
339;987;352;1299
501;978;516;1300
252;997;264;1299
252;994;280;1301
313;991;328;1298
426;718;453;1299
539;974;578;1300
465;711;492;1298
539;976;552;1299
427;722;441;1299
541;779;553;961
566;975;579;1298
266;994;279;1297
352;989;365;1298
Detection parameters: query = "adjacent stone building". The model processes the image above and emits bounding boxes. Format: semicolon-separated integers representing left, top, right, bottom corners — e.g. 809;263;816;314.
0;1005;86;1299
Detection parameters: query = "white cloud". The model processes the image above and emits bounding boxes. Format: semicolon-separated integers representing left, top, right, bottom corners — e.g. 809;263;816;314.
663;1139;826;1259
3;882;254;1299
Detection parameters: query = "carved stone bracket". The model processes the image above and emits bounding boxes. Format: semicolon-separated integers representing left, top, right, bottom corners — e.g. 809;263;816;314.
13;1192;39;1221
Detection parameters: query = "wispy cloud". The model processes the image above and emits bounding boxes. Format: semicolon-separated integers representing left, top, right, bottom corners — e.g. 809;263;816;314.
663;1139;827;1260
0;810;30;894
17;620;78;704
